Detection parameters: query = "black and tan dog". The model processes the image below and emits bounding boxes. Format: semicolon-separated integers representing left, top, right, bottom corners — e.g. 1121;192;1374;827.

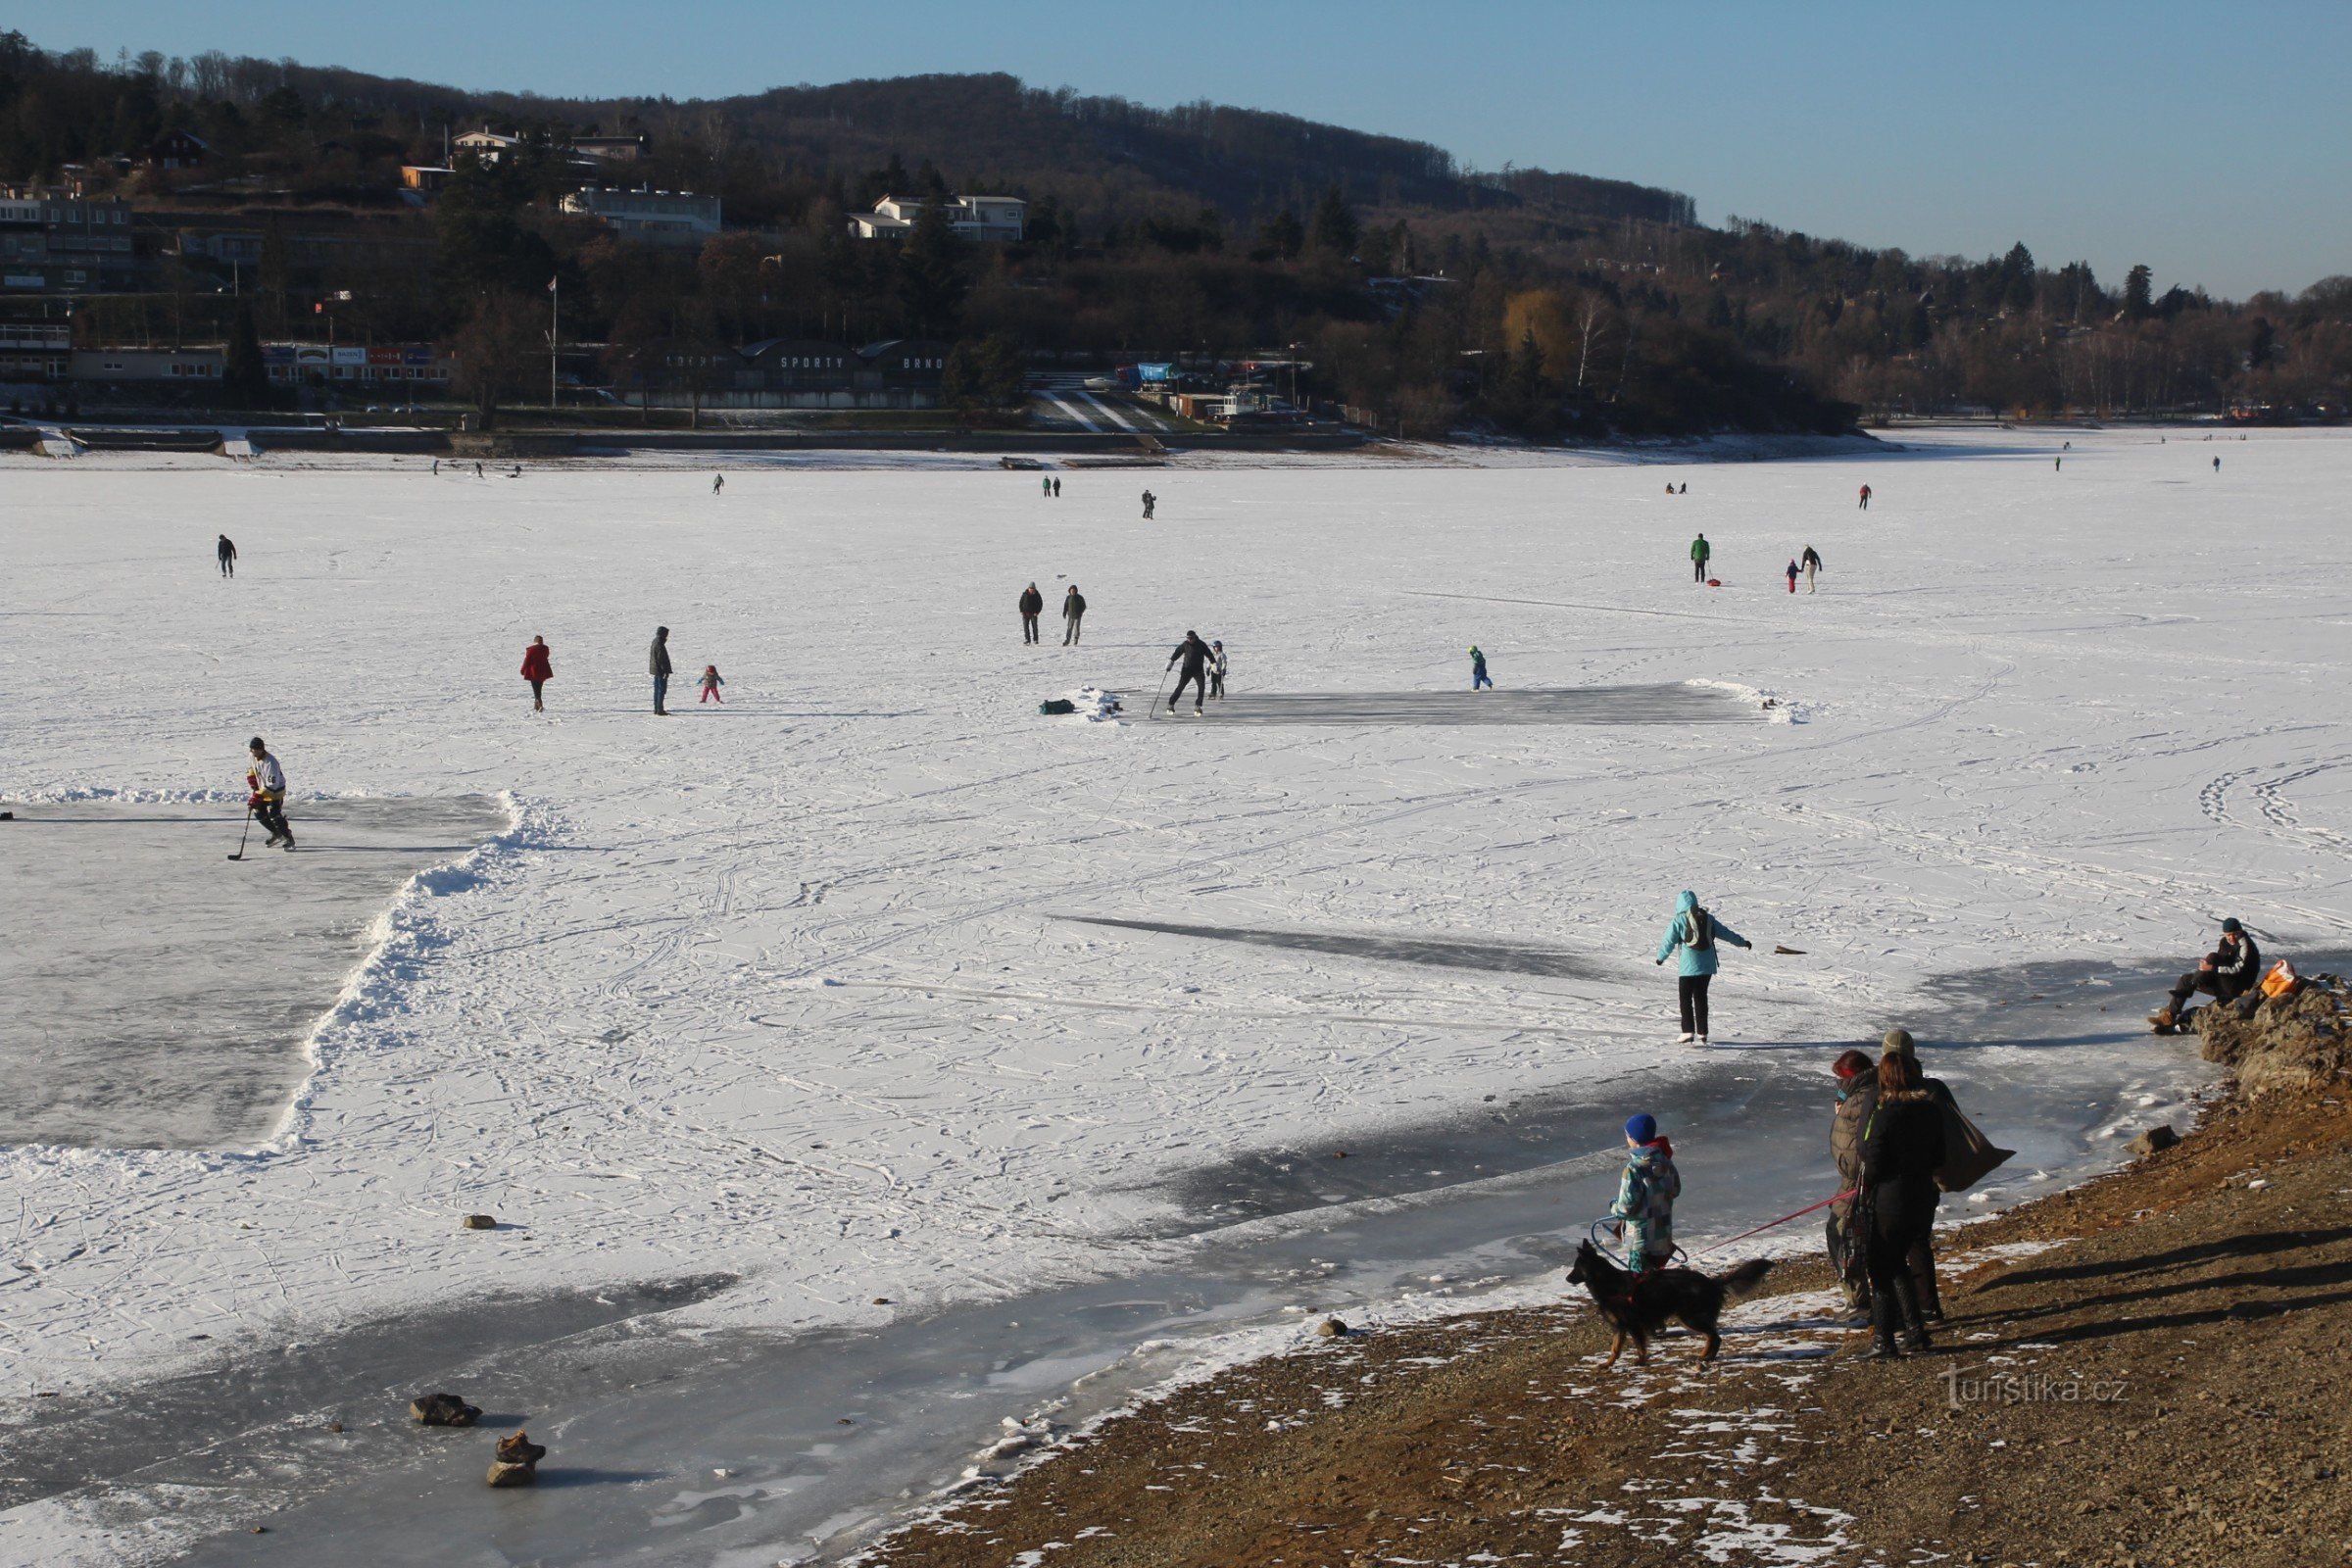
1566;1239;1773;1365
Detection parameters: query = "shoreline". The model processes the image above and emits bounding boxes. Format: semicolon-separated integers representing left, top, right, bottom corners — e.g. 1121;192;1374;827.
858;1032;2351;1566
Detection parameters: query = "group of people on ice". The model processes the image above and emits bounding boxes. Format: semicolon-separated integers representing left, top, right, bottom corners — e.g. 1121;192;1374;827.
1018;583;1088;645
1690;532;1826;591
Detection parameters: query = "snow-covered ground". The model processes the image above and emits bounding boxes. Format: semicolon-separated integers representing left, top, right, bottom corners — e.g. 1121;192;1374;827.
1;424;2346;1559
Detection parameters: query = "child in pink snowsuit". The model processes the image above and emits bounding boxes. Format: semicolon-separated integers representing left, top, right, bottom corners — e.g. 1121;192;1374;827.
699;664;725;704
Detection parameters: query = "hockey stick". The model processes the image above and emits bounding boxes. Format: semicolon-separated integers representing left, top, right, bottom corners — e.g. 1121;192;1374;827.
227;806;254;860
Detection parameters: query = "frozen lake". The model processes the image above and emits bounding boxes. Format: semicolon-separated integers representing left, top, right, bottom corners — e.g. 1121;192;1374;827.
0;799;508;1148
1;426;2345;1563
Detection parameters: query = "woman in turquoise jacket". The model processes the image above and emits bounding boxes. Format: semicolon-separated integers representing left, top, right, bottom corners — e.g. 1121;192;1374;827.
1655;890;1750;1046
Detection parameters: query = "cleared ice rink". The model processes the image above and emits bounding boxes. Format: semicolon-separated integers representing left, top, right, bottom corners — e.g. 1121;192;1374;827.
1;426;2347;1562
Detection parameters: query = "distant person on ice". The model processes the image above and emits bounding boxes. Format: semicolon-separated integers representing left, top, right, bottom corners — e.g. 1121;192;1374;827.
1167;630;1211;714
699;663;725;704
1207;640;1228;700
1800;545;1823;592
1857;483;1871;510
1654;890;1751;1046
650;626;674;715
246;736;293;851
1042;474;1052;499
712;473;724;495
1608;1113;1680;1273
1019;582;1045;644
1062;584;1086;645
1690;532;1711;583
2150;917;2260;1034
1470;645;1493;690
520;635;553;711
217;534;237;577
1052;476;1061;498
2214;455;2222;472
1141;489;1156;520
1786;559;1800;593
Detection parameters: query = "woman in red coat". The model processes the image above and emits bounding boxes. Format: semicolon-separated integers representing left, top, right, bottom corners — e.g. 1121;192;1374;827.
520;636;553;710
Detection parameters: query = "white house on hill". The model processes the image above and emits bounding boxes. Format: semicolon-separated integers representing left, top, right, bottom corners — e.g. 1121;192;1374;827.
850;194;1025;243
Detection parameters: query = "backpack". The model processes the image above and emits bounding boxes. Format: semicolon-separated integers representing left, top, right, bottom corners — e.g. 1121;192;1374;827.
1684;907;1714;951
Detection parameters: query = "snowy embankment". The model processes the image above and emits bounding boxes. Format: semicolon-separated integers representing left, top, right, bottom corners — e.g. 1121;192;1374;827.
0;426;2345;1492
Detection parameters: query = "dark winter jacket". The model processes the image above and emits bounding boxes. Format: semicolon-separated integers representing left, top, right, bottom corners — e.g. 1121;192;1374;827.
1861;1091;1947;1188
1801;547;1823;569
1064;590;1086;618
2212;934;2262;1001
1830;1079;1877;1218
1019;588;1045;615
520;644;553;682
649;636;672;678
1170;635;1208;674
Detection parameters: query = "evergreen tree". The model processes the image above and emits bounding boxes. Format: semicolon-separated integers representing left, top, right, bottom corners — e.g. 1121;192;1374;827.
1255;209;1304;262
222;297;270;409
2124;264;2154;321
896;194;970;335
1307;182;1359;256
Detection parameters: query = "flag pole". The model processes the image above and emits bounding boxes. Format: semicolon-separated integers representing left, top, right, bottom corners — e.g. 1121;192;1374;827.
548;275;560;412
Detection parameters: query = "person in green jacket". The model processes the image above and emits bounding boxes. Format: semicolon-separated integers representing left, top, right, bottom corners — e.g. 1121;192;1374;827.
1610;1112;1681;1272
1690;532;1712;583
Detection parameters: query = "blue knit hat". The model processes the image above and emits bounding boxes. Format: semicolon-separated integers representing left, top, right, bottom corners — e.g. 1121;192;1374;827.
1625;1112;1657;1144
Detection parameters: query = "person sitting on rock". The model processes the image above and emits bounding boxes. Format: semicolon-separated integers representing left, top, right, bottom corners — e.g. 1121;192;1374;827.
2151;918;2261;1034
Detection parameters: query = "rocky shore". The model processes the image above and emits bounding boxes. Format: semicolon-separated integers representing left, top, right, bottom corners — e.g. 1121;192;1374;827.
862;978;2350;1567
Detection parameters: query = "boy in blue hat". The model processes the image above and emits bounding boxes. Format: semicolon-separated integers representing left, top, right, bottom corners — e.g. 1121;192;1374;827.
1609;1113;1681;1272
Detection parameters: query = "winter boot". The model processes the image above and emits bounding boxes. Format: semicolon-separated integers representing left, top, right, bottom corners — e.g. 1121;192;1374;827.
1909;1253;1945;1324
1865;1294;1900;1360
2146;1006;2177;1035
1891;1274;1934;1353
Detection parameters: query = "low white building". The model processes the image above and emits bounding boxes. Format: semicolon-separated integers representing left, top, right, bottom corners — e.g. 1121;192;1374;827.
560;187;723;248
850;193;1025;244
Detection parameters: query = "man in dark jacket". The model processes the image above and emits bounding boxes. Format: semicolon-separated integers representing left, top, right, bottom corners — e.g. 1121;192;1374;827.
2153;918;2261;1032
1018;583;1045;644
1062;585;1087;645
650;626;673;715
1167;630;1210;713
217;534;238;578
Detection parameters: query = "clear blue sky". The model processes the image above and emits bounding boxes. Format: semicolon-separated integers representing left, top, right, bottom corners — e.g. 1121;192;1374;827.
31;0;2350;298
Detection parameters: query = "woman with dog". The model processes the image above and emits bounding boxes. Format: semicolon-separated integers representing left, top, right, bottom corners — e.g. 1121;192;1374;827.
1859;1052;1947;1358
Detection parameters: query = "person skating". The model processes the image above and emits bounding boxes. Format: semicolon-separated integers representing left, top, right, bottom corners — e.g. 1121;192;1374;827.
217;534;237;578
698;663;725;705
2055;456;2062;470
1207;640;1228;699
1061;584;1086;645
2150;917;2261;1034
1019;582;1045;645
1857;483;1871;511
650;625;674;715
1608;1113;1681;1273
1786;558;1800;594
1800;544;1823;592
1042;474;1052;499
1141;489;1156;520
245;736;294;851
2213;455;2222;472
1690;532;1711;583
1679;482;1688;494
1654;890;1752;1045
1858;1051;1947;1358
1167;630;1211;713
712;473;724;495
1052;476;1061;498
1470;645;1493;690
520;635;553;711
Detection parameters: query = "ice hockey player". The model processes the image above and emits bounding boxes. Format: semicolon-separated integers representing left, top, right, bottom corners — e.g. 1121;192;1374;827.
1609;1113;1681;1273
1019;582;1045;644
2150;917;2261;1034
1655;890;1752;1045
1167;630;1211;713
246;736;294;851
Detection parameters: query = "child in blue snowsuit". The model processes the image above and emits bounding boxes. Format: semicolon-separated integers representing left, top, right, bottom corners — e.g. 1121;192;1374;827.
1610;1112;1681;1272
1470;645;1493;690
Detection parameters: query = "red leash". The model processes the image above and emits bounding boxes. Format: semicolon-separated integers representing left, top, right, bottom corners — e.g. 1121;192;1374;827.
1685;1187;1859;1259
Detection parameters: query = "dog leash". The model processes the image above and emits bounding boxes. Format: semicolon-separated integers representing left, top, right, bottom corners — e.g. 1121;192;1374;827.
1683;1188;1859;1259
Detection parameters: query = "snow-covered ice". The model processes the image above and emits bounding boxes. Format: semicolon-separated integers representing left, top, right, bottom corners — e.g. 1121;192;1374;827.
1;424;2346;1561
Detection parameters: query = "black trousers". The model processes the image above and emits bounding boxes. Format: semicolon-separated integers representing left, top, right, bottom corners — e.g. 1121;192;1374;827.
1864;1180;1938;1292
1021;613;1039;644
1171;668;1206;709
255;799;292;842
1693;559;1708;581
1676;973;1711;1035
529;678;545;703
2168;971;2229;1012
